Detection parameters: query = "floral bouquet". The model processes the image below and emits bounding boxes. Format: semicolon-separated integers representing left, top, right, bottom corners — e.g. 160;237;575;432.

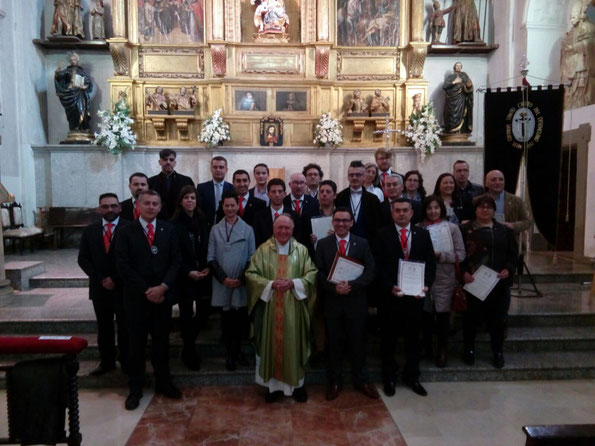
94;94;137;155
199;109;231;147
313;113;343;148
403;101;442;161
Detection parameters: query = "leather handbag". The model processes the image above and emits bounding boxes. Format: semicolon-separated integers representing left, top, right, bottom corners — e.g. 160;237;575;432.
451;253;467;312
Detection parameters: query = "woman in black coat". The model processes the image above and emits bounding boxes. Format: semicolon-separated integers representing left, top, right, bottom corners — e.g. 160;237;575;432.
433;173;472;225
460;194;517;369
171;185;211;370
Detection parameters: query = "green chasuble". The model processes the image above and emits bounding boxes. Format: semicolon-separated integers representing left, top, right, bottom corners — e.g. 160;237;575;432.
246;237;317;387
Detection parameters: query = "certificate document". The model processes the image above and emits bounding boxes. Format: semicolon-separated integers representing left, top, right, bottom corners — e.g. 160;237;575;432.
398;259;425;296
328;253;365;285
311;216;333;242
463;265;500;301
428;222;454;253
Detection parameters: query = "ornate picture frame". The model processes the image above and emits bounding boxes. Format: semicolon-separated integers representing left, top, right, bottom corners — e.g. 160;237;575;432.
234;89;267;112
260;117;283;147
336;0;401;48
275;91;308;112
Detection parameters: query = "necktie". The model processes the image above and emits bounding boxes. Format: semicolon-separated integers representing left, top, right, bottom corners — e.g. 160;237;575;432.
133;200;140;219
294;200;301;215
274;211;279;219
239;198;245;217
215;183;222;210
382;172;387;187
339;239;346;256
146;222;155;247
400;227;409;259
103;223;113;253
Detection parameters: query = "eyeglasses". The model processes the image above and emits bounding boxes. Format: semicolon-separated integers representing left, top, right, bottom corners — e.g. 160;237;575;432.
333;218;352;224
406;178;419;183
348;173;364;178
99;204;120;209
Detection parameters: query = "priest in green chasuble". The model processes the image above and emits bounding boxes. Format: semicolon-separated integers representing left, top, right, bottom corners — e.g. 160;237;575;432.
246;214;317;403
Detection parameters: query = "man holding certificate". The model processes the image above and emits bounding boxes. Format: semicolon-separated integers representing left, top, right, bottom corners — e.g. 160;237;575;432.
315;208;378;401
373;198;436;397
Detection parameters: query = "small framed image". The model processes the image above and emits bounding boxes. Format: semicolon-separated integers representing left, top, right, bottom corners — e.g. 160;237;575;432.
275;91;307;112
260;117;283;147
234;90;266;111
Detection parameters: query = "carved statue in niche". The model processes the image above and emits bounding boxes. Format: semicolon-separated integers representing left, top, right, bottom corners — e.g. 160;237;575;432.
370;89;390;115
171;86;198;112
430;1;453;44
442;61;473;136
90;0;105;40
561;0;594;109
146;86;169;112
347;90;368;116
251;0;289;42
411;93;423;117
70;0;85;38
50;0;85;38
451;0;482;44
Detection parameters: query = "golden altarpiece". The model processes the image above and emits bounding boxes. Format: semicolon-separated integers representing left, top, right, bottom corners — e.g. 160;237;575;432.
106;0;429;147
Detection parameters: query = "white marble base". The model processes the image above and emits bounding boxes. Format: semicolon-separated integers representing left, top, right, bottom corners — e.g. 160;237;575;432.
32;144;485;207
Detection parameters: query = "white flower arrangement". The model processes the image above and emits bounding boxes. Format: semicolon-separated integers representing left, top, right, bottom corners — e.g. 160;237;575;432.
313;113;343;148
403;101;442;161
199;108;231;147
94;94;137;155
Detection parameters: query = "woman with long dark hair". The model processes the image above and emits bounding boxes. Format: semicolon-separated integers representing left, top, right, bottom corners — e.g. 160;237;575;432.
433;173;471;224
171;185;211;370
402;170;427;202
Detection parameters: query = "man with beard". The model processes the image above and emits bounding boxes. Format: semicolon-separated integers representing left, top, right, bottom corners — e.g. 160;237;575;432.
120;172;149;221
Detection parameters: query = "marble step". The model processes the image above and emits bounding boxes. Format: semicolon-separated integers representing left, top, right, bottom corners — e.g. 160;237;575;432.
4;261;45;291
29;275;88;288
1;351;593;390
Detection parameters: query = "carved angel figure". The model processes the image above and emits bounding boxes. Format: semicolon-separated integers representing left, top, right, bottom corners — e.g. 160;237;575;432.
251;0;289;34
146;86;168;111
370;89;390;114
347;89;368;115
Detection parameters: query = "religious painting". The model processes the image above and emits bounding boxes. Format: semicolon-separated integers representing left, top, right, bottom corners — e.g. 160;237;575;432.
234;90;267;112
137;0;204;44
275;91;307;112
336;0;400;47
260;117;283;146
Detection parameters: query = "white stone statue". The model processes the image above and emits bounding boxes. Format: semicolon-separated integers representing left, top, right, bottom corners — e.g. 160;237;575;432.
90;0;105;40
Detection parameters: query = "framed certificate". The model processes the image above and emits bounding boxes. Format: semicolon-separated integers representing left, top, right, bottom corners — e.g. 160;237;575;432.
311;216;333;242
398;259;425;296
328;253;365;285
463;265;500;301
428;222;454;253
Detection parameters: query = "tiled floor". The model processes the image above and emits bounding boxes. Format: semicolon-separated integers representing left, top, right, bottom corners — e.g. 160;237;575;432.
2;381;594;446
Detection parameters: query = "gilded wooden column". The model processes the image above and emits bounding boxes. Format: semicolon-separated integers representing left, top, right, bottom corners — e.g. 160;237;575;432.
112;0;126;38
410;0;424;42
407;0;428;79
212;0;225;41
316;0;329;42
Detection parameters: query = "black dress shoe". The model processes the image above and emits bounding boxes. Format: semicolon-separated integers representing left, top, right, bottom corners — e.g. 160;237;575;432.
293;385;308;403
493;352;505;369
265;390;283;403
125;390;142;410
404;380;428;397
326;383;342;401
89;363;116;376
155;381;182;399
383;380;396;397
463;349;475;366
355;382;380;399
182;349;201;371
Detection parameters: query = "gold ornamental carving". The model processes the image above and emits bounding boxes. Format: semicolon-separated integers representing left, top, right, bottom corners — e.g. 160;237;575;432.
337;51;400;81
139;47;204;79
315;46;330;78
225;0;242;42
239;50;303;75
108;40;130;76
111;0;126;38
410;0;424;42
211;44;227;77
408;42;428;79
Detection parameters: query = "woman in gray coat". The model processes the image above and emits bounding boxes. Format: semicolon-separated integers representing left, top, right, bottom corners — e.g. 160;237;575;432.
417;195;465;367
208;191;256;371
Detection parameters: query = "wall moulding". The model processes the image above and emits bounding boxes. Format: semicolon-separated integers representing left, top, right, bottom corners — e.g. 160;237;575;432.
337;50;401;81
139;47;205;79
238;49;304;75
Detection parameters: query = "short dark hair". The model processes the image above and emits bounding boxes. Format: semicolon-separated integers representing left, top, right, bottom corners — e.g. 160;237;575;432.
267;178;286;192
404;170;427;198
391;197;413;210
99;193;119;203
138;189;161;201
128;172;148;184
319;179;337;194
333;206;353;220
221;190;239;204
374;148;390;159
302;163;323;179
472;194;497;212
159;149;176;159
349;160;365;169
453;160;469;170
254;163;269;174
233;169;250;182
211;156;228;166
422;194;447;220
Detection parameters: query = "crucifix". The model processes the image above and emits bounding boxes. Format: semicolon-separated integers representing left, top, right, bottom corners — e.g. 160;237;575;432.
373;115;400;149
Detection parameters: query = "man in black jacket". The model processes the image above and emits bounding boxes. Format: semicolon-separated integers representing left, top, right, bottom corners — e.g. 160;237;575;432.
148;149;195;219
197;156;235;224
120;172;149;221
115;189;182;410
373;198;436;397
78;193;130;376
215;169;266;226
283;172;319;217
315;207;378;401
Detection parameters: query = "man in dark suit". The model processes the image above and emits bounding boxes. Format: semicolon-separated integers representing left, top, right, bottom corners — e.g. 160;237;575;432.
282;172;319;217
216;169;266;226
381;174;422;225
373;198;436;397
453;160;484;202
120;172;149;221
302;163;324;198
78;193;130;377
253;178;302;247
115;189;182;410
375;148;403;194
315;207;378;401
197;156;235;224
148;149;195;219
335;160;382;241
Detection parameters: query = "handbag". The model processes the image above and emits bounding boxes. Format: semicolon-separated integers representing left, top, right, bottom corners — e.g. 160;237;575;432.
451;253;467;312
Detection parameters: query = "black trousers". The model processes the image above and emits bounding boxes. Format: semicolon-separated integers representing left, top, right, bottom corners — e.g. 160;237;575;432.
325;310;368;386
221;307;247;358
463;286;510;354
380;295;424;382
124;296;172;391
178;295;211;351
91;290;129;368
422;311;450;351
